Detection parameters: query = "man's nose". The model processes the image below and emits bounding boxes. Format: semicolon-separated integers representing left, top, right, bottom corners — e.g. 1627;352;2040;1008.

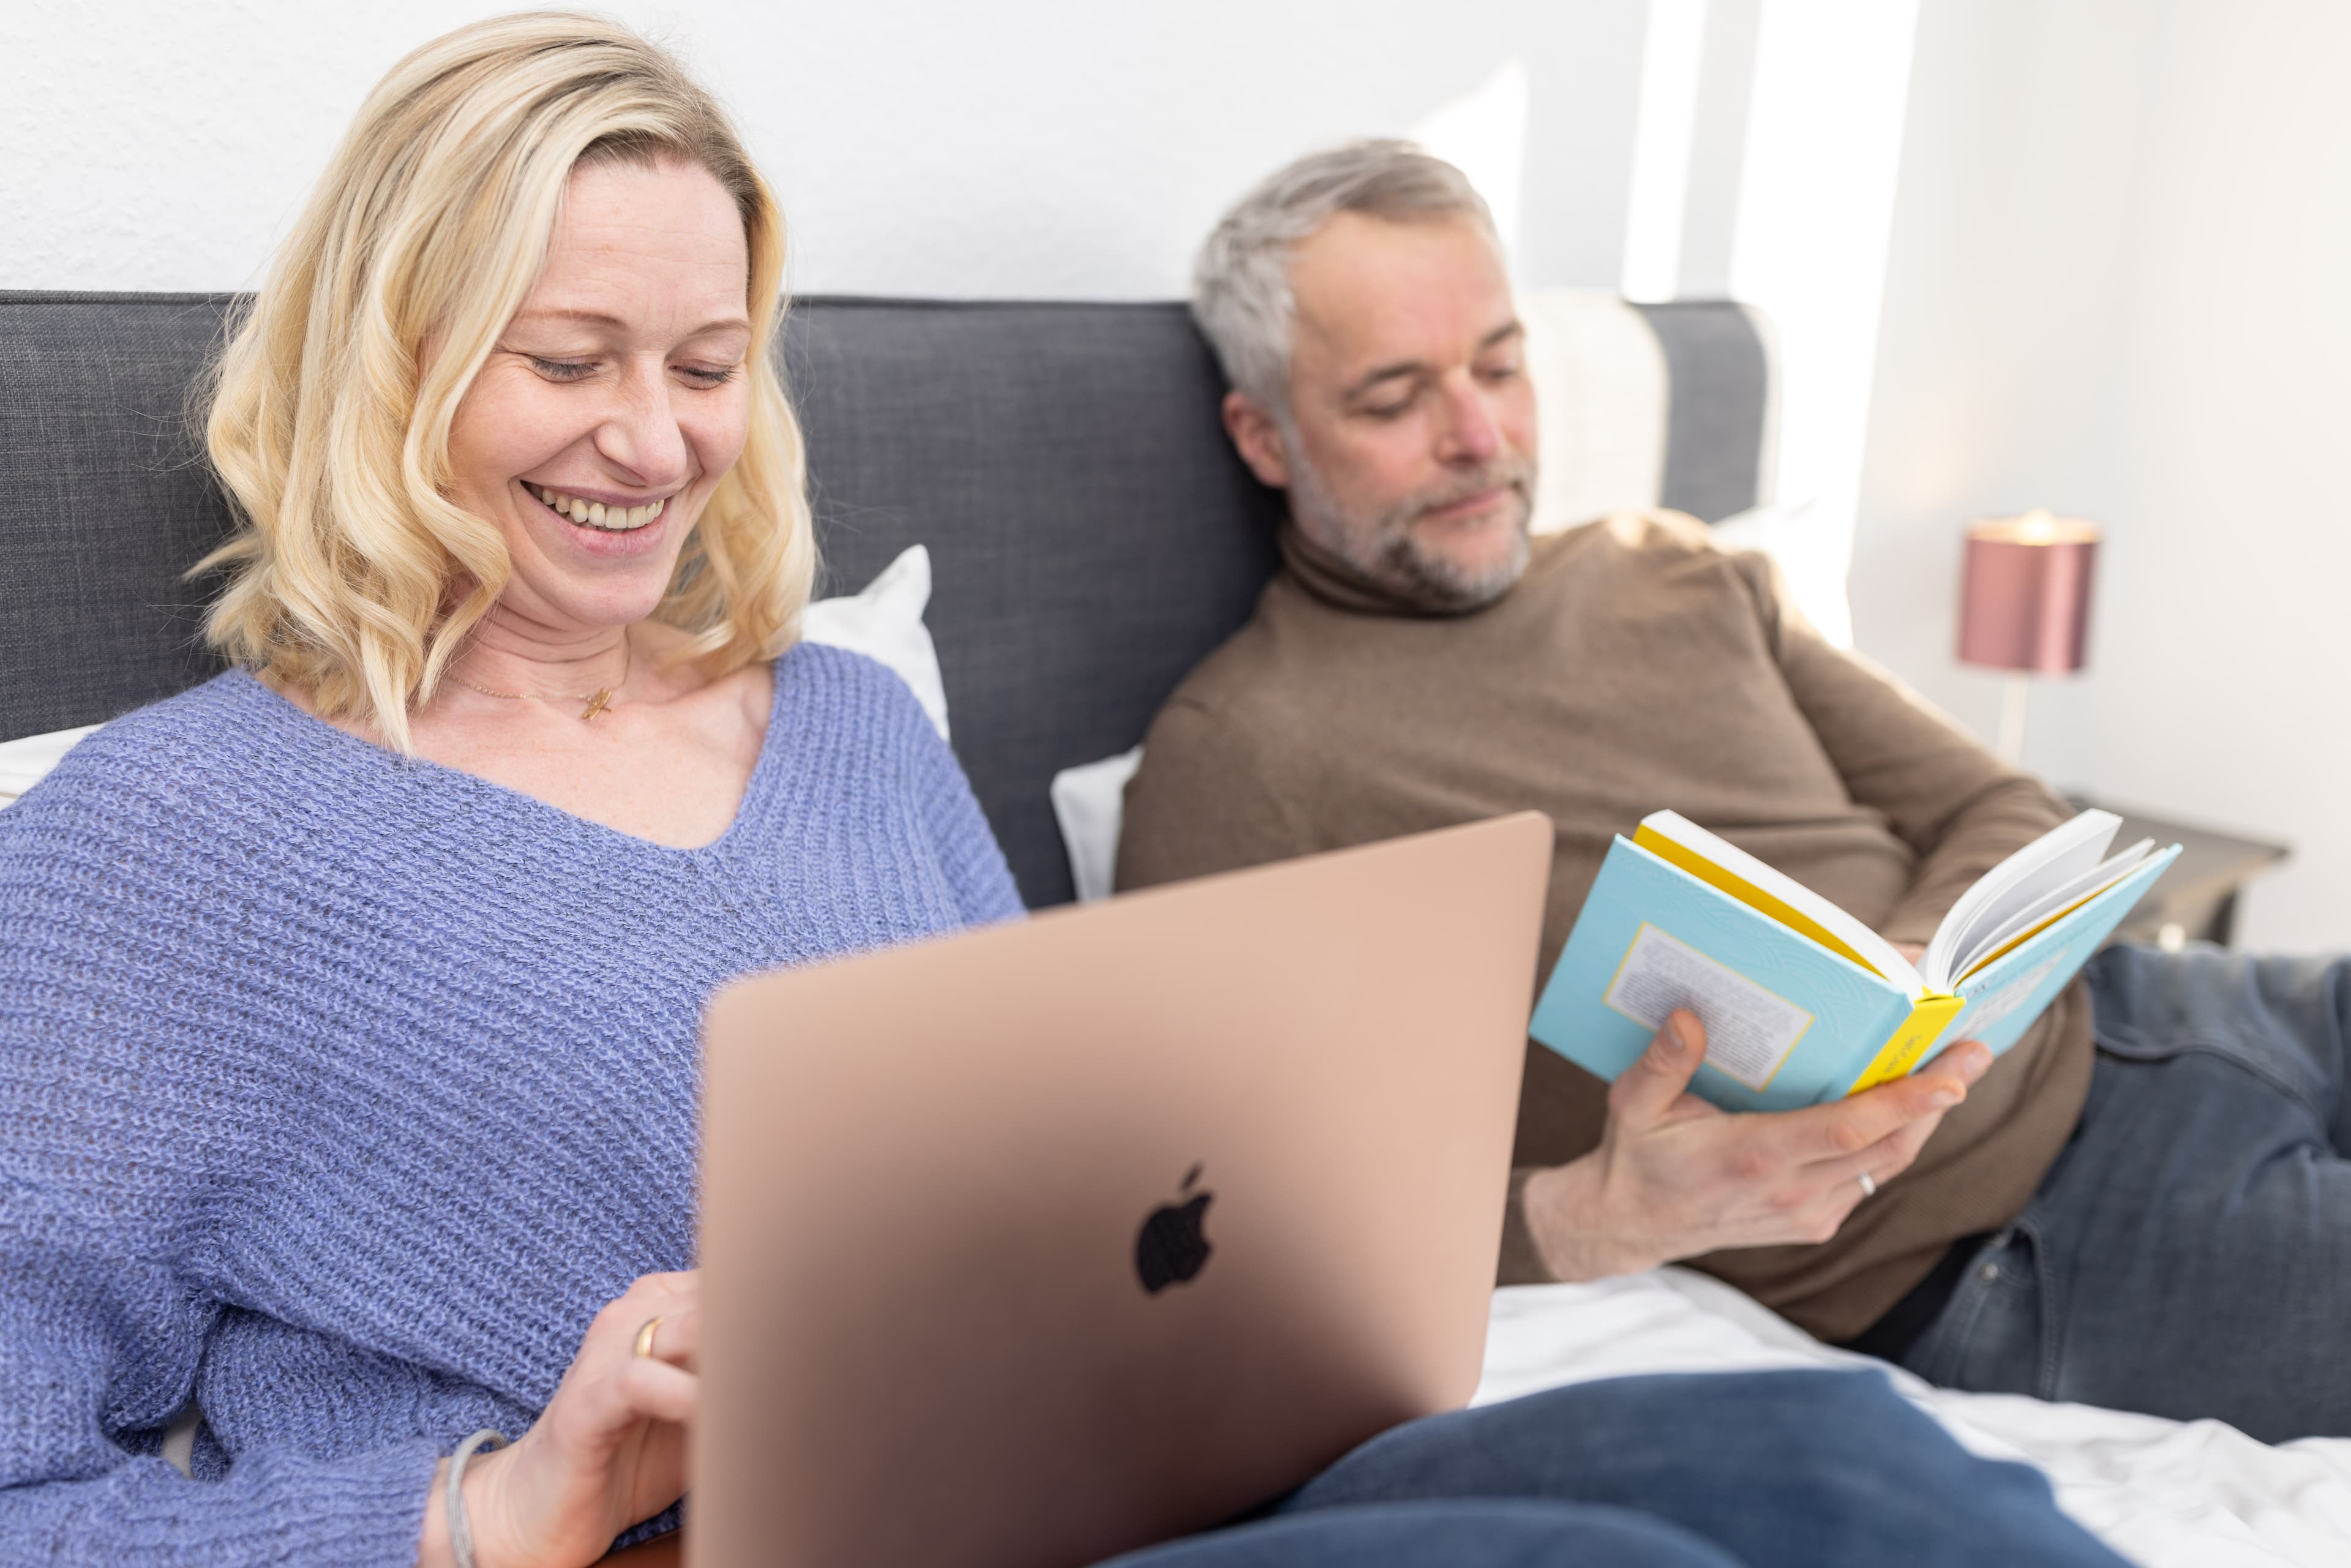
596;360;692;487
1437;377;1504;464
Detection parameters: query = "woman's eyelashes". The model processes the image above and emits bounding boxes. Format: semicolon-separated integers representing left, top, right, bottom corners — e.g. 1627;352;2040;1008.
520;353;738;387
528;355;596;381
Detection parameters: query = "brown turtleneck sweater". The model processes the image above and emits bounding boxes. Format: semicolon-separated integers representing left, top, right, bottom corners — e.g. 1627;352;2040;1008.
1115;511;2092;1341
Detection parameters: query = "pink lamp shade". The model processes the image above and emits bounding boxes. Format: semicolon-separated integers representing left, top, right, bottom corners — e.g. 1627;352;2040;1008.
1957;511;2101;675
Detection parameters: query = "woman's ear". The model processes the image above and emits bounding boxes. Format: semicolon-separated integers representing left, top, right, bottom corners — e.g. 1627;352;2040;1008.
1220;390;1291;491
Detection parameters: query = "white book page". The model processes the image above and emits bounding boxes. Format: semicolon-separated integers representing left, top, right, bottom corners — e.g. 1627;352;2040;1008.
1924;811;2121;989
1949;840;2156;983
1640;811;1918;992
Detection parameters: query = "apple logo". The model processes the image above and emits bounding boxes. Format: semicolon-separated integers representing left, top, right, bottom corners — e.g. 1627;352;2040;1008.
1134;1163;1215;1295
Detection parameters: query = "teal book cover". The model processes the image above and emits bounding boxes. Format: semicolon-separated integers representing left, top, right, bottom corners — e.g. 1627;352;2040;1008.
1529;836;2178;1114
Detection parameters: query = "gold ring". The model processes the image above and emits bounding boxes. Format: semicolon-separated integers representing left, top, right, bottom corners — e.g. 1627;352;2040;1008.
632;1315;664;1360
1856;1171;1878;1199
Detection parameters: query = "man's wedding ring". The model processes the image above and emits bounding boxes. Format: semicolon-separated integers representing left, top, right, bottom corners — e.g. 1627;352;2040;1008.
1856;1172;1878;1199
632;1315;664;1360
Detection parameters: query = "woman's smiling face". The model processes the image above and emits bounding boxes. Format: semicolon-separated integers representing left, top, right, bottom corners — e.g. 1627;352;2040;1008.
446;155;754;634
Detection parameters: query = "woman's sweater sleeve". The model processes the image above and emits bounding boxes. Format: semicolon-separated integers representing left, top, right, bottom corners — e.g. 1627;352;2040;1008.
0;1405;437;1568
903;691;1025;925
0;790;441;1567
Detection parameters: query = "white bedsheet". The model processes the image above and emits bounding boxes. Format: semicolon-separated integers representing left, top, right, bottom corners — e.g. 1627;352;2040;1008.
1472;1271;2351;1567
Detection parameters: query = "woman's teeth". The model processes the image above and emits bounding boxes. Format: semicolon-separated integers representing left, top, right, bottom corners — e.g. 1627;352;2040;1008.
533;486;667;531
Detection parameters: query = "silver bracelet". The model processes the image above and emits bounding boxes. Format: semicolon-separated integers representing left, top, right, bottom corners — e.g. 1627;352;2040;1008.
446;1428;509;1568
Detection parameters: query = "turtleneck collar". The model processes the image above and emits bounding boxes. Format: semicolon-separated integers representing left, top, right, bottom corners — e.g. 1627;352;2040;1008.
1277;517;1517;620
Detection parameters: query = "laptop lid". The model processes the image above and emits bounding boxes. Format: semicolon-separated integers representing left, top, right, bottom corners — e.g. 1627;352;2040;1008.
693;811;1552;1568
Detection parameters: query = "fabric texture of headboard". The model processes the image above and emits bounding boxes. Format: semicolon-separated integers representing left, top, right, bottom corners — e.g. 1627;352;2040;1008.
0;290;1771;906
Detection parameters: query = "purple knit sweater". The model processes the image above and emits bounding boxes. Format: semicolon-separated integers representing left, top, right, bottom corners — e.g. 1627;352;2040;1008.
0;644;1022;1564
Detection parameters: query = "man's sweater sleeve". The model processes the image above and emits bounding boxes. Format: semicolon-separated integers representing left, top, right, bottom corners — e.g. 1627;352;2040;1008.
1740;553;2069;945
1115;698;1316;893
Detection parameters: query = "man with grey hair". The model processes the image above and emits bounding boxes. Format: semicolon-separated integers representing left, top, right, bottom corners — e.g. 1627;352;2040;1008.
1188;139;1534;611
1119;139;2351;1445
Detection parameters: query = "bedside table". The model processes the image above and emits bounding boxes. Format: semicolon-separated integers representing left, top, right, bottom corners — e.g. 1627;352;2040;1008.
2065;797;2289;948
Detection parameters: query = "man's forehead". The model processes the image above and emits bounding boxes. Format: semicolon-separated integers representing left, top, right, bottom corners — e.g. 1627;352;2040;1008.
1289;212;1515;370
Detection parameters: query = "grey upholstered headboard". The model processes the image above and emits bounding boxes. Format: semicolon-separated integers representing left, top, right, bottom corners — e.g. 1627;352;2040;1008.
0;291;1771;906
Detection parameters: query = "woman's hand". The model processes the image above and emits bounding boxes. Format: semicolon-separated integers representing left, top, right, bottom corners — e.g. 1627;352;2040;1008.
418;1270;700;1568
1520;1011;1990;1280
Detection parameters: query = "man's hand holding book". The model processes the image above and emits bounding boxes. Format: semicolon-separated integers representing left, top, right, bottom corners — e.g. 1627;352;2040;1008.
1517;1010;1992;1280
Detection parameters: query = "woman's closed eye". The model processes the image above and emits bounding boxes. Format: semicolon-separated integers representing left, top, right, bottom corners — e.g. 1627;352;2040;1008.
528;354;598;382
522;353;738;387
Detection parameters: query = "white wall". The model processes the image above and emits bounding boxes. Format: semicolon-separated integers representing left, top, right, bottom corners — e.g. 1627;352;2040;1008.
1614;0;1922;655
28;0;2338;943
0;0;1647;298
1854;0;2351;950
1721;0;1919;649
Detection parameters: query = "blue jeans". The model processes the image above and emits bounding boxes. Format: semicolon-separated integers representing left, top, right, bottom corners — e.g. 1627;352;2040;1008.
1104;1370;2121;1566
1900;944;2351;1442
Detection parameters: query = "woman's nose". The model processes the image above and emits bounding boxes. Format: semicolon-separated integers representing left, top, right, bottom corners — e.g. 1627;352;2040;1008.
596;361;692;487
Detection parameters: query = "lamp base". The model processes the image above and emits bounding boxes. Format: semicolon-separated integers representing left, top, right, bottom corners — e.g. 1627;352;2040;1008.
1995;672;2030;767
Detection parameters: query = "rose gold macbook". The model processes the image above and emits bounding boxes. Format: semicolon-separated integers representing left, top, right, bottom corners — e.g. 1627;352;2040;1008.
692;811;1551;1568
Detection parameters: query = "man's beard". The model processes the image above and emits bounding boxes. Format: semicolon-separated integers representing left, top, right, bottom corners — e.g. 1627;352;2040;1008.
1286;442;1537;612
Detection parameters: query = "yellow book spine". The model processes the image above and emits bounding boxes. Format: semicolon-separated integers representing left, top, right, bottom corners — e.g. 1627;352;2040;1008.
1846;994;1967;1095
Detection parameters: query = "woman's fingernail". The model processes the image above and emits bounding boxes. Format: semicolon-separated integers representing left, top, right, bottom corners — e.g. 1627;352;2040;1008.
1666;1016;1690;1052
1932;1084;1963;1108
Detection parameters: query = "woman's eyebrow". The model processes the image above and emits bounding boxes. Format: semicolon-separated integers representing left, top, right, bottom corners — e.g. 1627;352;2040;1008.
511;307;628;330
509;307;751;338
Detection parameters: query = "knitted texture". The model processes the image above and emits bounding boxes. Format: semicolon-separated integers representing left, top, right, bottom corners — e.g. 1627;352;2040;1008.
0;644;1022;1565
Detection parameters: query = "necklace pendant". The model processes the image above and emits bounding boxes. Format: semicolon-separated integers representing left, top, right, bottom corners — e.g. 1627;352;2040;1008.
580;688;613;722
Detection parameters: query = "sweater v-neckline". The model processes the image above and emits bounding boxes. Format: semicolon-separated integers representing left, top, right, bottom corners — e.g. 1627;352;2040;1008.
230;655;791;860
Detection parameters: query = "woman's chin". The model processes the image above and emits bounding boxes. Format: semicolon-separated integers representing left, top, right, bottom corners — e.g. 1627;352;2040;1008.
501;506;691;629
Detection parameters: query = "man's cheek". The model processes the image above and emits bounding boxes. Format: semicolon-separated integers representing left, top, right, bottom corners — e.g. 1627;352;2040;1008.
1490;379;1536;452
1334;449;1425;520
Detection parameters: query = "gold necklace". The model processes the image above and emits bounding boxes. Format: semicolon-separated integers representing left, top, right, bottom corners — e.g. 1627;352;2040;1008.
449;637;632;721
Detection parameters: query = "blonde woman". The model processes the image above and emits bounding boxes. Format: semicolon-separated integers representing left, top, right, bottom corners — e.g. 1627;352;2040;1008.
0;15;1022;1566
0;15;2137;1568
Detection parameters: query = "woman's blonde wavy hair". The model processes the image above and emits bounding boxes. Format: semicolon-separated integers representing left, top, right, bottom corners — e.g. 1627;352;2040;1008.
200;12;813;752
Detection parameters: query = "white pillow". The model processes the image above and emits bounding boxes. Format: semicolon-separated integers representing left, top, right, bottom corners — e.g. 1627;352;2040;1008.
800;544;951;740
0;723;101;809
1517;288;1671;535
0;544;951;811
1709;498;1854;651
1049;745;1144;902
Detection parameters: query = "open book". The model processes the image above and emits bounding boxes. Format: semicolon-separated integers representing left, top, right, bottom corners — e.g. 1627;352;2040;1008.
1529;809;2180;1112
